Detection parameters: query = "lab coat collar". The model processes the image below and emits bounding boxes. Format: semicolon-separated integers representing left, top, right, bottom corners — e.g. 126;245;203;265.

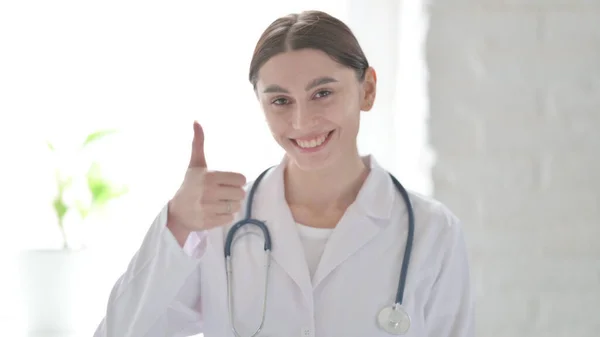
251;154;398;301
269;154;395;219
264;154;396;222
352;155;396;220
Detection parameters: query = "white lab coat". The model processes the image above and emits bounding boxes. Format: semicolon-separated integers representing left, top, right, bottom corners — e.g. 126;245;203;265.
93;156;475;337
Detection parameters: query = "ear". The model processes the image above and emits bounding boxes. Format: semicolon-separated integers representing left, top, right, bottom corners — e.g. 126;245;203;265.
360;67;377;111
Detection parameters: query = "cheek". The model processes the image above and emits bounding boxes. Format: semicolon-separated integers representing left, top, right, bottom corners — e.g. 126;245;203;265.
323;94;360;123
260;101;281;128
263;110;289;136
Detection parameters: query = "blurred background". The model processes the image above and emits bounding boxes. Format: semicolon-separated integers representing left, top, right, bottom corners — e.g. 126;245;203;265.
0;0;597;336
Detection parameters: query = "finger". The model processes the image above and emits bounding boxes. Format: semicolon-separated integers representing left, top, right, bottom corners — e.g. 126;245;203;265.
211;200;243;215
189;121;207;169
205;171;247;187
203;200;242;215
201;201;242;219
204;214;235;229
204;186;246;202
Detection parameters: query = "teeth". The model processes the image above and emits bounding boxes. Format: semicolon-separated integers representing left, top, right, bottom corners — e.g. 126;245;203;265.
296;133;329;148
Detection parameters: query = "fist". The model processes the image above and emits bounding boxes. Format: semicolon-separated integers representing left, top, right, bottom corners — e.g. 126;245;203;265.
168;121;246;233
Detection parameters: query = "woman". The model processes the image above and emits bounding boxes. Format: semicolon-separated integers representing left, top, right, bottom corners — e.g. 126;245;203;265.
94;10;474;337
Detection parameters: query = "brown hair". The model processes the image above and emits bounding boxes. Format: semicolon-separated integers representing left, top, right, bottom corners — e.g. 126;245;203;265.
248;10;369;89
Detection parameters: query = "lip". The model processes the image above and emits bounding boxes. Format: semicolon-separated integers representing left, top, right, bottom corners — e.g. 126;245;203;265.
291;130;333;142
291;130;335;153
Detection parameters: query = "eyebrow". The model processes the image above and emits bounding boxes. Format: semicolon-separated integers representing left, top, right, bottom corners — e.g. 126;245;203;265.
262;76;338;94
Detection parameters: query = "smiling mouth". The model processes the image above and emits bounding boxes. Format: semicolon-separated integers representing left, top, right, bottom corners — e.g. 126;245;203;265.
291;130;335;150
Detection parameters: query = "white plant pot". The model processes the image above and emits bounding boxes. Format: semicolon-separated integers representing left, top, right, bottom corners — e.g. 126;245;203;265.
17;249;93;335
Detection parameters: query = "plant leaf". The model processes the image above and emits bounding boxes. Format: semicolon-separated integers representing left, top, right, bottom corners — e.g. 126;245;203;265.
53;196;68;226
82;129;117;148
86;162;127;209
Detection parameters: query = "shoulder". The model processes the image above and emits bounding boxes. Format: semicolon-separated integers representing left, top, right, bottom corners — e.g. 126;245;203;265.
404;190;468;265
408;190;461;232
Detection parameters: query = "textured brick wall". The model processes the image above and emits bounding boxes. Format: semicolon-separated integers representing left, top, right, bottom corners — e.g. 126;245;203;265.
426;1;600;336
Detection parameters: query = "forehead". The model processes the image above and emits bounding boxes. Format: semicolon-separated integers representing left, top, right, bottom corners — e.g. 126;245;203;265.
256;49;354;91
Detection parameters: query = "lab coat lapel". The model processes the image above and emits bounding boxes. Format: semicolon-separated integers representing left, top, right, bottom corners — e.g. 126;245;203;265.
253;162;314;303
311;208;381;289
312;157;397;289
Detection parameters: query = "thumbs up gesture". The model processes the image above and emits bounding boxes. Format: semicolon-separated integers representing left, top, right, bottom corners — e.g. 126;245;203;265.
168;121;247;240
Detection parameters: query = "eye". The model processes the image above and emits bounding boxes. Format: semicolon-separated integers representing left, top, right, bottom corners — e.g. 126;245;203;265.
314;90;332;99
271;97;290;105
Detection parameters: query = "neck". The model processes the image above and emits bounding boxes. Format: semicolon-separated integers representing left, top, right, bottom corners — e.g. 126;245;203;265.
284;153;370;212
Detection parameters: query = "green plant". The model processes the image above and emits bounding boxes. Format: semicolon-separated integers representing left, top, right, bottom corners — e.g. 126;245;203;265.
48;129;128;250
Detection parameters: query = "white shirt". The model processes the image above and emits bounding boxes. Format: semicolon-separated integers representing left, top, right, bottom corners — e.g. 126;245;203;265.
93;155;475;337
295;223;333;281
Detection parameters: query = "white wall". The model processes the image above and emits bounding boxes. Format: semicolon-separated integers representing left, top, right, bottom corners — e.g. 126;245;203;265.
426;1;600;336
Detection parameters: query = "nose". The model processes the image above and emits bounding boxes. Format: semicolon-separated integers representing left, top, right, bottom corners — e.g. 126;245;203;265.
291;103;317;130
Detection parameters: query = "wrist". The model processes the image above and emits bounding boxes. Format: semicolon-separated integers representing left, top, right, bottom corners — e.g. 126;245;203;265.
167;201;191;247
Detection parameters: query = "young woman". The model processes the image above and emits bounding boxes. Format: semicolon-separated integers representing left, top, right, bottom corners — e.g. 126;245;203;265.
94;10;474;337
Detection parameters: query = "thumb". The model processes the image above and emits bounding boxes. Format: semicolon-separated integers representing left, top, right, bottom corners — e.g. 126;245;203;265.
188;121;207;168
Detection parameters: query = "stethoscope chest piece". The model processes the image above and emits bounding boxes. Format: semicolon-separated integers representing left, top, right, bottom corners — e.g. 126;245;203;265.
377;304;411;335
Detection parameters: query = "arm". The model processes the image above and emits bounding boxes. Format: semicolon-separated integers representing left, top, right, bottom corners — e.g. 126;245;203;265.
93;204;208;337
424;211;475;337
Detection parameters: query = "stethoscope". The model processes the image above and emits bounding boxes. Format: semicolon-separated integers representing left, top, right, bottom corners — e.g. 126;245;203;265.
224;167;415;336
